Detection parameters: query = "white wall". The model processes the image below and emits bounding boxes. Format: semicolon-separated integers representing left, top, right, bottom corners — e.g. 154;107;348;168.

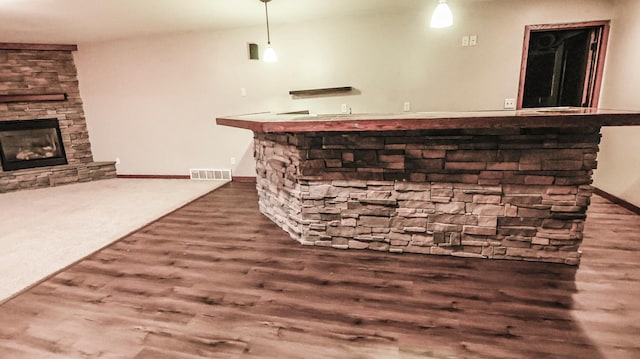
593;0;640;207
75;0;617;178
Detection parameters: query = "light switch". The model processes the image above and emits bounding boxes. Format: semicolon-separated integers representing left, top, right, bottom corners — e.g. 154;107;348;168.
470;35;477;46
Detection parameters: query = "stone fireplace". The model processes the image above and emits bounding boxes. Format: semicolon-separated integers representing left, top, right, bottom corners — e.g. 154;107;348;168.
0;44;116;193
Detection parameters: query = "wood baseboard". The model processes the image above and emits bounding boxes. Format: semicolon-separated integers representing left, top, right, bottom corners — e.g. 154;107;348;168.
117;174;190;180
232;176;257;183
593;187;640;216
116;174;254;182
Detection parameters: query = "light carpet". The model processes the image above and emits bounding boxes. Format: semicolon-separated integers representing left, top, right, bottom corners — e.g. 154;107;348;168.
0;178;228;302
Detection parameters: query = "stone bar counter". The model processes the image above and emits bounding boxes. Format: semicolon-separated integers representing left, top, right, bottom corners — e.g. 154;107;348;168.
217;108;640;265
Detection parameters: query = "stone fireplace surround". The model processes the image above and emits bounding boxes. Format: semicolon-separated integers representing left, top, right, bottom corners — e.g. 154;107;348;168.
0;44;115;193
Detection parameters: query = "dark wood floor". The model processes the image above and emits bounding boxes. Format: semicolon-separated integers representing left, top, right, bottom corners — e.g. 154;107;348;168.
0;182;638;358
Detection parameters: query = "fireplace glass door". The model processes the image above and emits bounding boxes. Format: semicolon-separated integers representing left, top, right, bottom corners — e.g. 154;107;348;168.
0;119;68;171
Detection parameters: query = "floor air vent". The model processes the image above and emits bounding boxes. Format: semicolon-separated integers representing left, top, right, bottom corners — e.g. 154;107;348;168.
189;168;232;181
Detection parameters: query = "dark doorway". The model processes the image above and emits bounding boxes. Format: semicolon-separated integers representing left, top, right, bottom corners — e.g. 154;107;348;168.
518;21;609;109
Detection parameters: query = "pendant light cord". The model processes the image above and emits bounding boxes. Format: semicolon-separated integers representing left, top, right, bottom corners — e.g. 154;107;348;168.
264;1;271;45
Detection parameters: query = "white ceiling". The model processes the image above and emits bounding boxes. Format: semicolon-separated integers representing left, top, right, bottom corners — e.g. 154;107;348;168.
0;0;429;44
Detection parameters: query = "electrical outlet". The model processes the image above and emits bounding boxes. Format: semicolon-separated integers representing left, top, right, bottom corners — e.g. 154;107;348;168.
230;157;236;165
403;102;411;112
504;98;516;110
115;157;121;165
341;104;349;113
462;36;469;47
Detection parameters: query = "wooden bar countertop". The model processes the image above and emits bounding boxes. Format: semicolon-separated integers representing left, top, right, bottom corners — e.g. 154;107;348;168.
216;107;640;133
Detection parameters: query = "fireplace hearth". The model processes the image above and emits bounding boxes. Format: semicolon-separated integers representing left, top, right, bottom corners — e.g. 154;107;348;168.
0;118;68;171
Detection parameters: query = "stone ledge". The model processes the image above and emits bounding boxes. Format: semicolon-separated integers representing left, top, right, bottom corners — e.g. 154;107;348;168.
0;161;117;193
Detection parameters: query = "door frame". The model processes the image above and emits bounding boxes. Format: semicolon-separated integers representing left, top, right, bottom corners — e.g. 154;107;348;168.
517;20;610;109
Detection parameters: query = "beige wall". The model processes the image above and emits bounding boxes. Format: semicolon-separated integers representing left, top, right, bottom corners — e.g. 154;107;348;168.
75;0;619;179
593;0;640;207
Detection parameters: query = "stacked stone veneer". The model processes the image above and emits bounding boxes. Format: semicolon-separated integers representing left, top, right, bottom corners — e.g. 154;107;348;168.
0;48;115;193
254;127;601;265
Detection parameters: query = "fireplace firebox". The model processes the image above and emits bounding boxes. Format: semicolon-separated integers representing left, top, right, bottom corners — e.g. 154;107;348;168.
0;119;68;171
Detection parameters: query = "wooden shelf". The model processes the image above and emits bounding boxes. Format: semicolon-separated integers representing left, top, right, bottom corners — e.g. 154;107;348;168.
0;43;77;51
0;93;67;104
289;86;353;97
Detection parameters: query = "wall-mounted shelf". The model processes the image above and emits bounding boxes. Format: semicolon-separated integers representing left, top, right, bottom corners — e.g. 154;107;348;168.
0;43;77;51
0;93;67;104
289;86;353;97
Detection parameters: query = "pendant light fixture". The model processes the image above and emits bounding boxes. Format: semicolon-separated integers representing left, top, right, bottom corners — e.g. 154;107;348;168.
260;0;277;62
430;0;453;28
